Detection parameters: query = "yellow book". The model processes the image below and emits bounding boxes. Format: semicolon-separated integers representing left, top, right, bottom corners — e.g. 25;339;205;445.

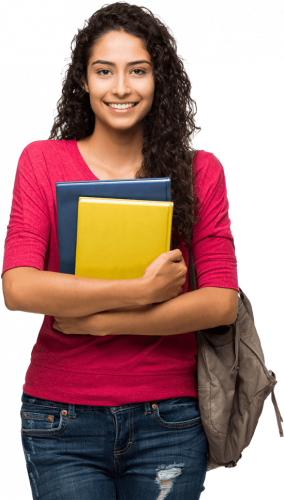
75;197;174;279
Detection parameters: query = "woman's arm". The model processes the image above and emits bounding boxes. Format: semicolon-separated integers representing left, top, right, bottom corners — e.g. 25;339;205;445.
107;287;238;336
53;286;238;336
2;249;187;317
2;267;147;316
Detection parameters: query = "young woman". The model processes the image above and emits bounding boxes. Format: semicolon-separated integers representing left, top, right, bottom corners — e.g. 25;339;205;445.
2;3;238;499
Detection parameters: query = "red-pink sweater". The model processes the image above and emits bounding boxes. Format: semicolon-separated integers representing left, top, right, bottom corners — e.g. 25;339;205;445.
1;140;238;405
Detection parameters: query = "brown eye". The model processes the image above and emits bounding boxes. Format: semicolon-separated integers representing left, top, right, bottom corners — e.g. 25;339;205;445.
132;69;146;75
97;70;112;75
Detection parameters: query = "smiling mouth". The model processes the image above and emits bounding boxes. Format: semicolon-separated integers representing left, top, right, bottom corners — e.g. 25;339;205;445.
104;102;139;109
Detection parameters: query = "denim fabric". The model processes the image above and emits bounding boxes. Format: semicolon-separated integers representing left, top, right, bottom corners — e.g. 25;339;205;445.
20;391;208;499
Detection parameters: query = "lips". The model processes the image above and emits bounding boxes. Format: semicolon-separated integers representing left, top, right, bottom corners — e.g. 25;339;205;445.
104;102;139;108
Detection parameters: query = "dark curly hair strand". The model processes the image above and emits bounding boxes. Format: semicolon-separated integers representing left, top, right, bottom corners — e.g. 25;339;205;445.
48;2;201;249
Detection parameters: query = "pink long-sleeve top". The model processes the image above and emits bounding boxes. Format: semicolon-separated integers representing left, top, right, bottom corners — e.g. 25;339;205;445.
1;139;238;405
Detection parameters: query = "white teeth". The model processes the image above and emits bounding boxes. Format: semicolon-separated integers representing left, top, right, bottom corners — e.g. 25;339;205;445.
107;103;136;109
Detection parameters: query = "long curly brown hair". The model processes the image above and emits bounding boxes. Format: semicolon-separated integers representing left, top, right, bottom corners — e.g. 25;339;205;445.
48;2;201;249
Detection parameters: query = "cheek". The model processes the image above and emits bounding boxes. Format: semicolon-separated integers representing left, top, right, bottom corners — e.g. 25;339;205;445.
137;78;155;98
89;93;106;115
145;87;155;110
88;81;108;103
143;84;155;109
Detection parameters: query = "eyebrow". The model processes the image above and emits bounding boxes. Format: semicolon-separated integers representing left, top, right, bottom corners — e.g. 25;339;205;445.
91;60;151;67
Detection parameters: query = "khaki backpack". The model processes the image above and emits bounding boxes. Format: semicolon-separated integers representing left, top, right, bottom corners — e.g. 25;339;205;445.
189;152;283;471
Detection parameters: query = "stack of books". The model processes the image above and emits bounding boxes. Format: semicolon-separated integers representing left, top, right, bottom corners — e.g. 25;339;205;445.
56;178;173;279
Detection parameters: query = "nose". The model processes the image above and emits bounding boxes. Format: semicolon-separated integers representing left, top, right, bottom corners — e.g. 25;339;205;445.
112;72;131;97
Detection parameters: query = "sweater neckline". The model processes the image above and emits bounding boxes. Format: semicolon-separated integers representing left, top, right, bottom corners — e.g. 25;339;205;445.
70;139;100;181
70;138;200;181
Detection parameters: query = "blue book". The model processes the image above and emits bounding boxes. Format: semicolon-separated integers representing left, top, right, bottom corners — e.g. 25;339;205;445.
56;178;172;275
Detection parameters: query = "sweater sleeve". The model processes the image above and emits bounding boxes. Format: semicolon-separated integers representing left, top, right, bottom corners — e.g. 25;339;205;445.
191;151;238;291
1;146;51;278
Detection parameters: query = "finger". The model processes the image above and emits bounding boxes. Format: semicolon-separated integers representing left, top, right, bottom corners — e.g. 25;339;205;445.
53;320;61;332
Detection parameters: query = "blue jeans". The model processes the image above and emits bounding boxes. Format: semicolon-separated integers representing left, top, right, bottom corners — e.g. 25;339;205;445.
20;391;208;499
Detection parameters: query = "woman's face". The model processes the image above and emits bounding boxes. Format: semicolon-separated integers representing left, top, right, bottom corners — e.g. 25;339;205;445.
82;30;155;131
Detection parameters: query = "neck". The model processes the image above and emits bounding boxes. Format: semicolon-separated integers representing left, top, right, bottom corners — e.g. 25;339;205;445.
83;117;144;172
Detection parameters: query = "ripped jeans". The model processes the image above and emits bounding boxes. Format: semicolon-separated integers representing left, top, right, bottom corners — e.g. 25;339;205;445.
20;391;208;499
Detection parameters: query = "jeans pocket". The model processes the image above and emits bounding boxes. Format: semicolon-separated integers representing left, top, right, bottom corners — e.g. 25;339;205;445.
152;397;202;429
20;403;68;436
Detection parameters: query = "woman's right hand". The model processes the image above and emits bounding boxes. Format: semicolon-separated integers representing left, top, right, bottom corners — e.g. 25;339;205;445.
142;249;188;303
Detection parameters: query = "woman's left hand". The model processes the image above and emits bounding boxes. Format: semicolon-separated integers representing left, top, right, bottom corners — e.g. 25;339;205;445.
53;313;107;336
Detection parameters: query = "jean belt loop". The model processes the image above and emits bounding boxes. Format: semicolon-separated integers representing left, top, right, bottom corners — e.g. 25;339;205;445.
68;404;77;418
144;401;151;415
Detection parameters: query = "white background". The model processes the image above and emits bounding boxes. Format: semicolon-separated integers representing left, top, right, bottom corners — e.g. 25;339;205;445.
1;1;283;498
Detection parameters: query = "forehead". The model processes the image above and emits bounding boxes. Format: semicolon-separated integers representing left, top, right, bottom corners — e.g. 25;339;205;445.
89;30;150;62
